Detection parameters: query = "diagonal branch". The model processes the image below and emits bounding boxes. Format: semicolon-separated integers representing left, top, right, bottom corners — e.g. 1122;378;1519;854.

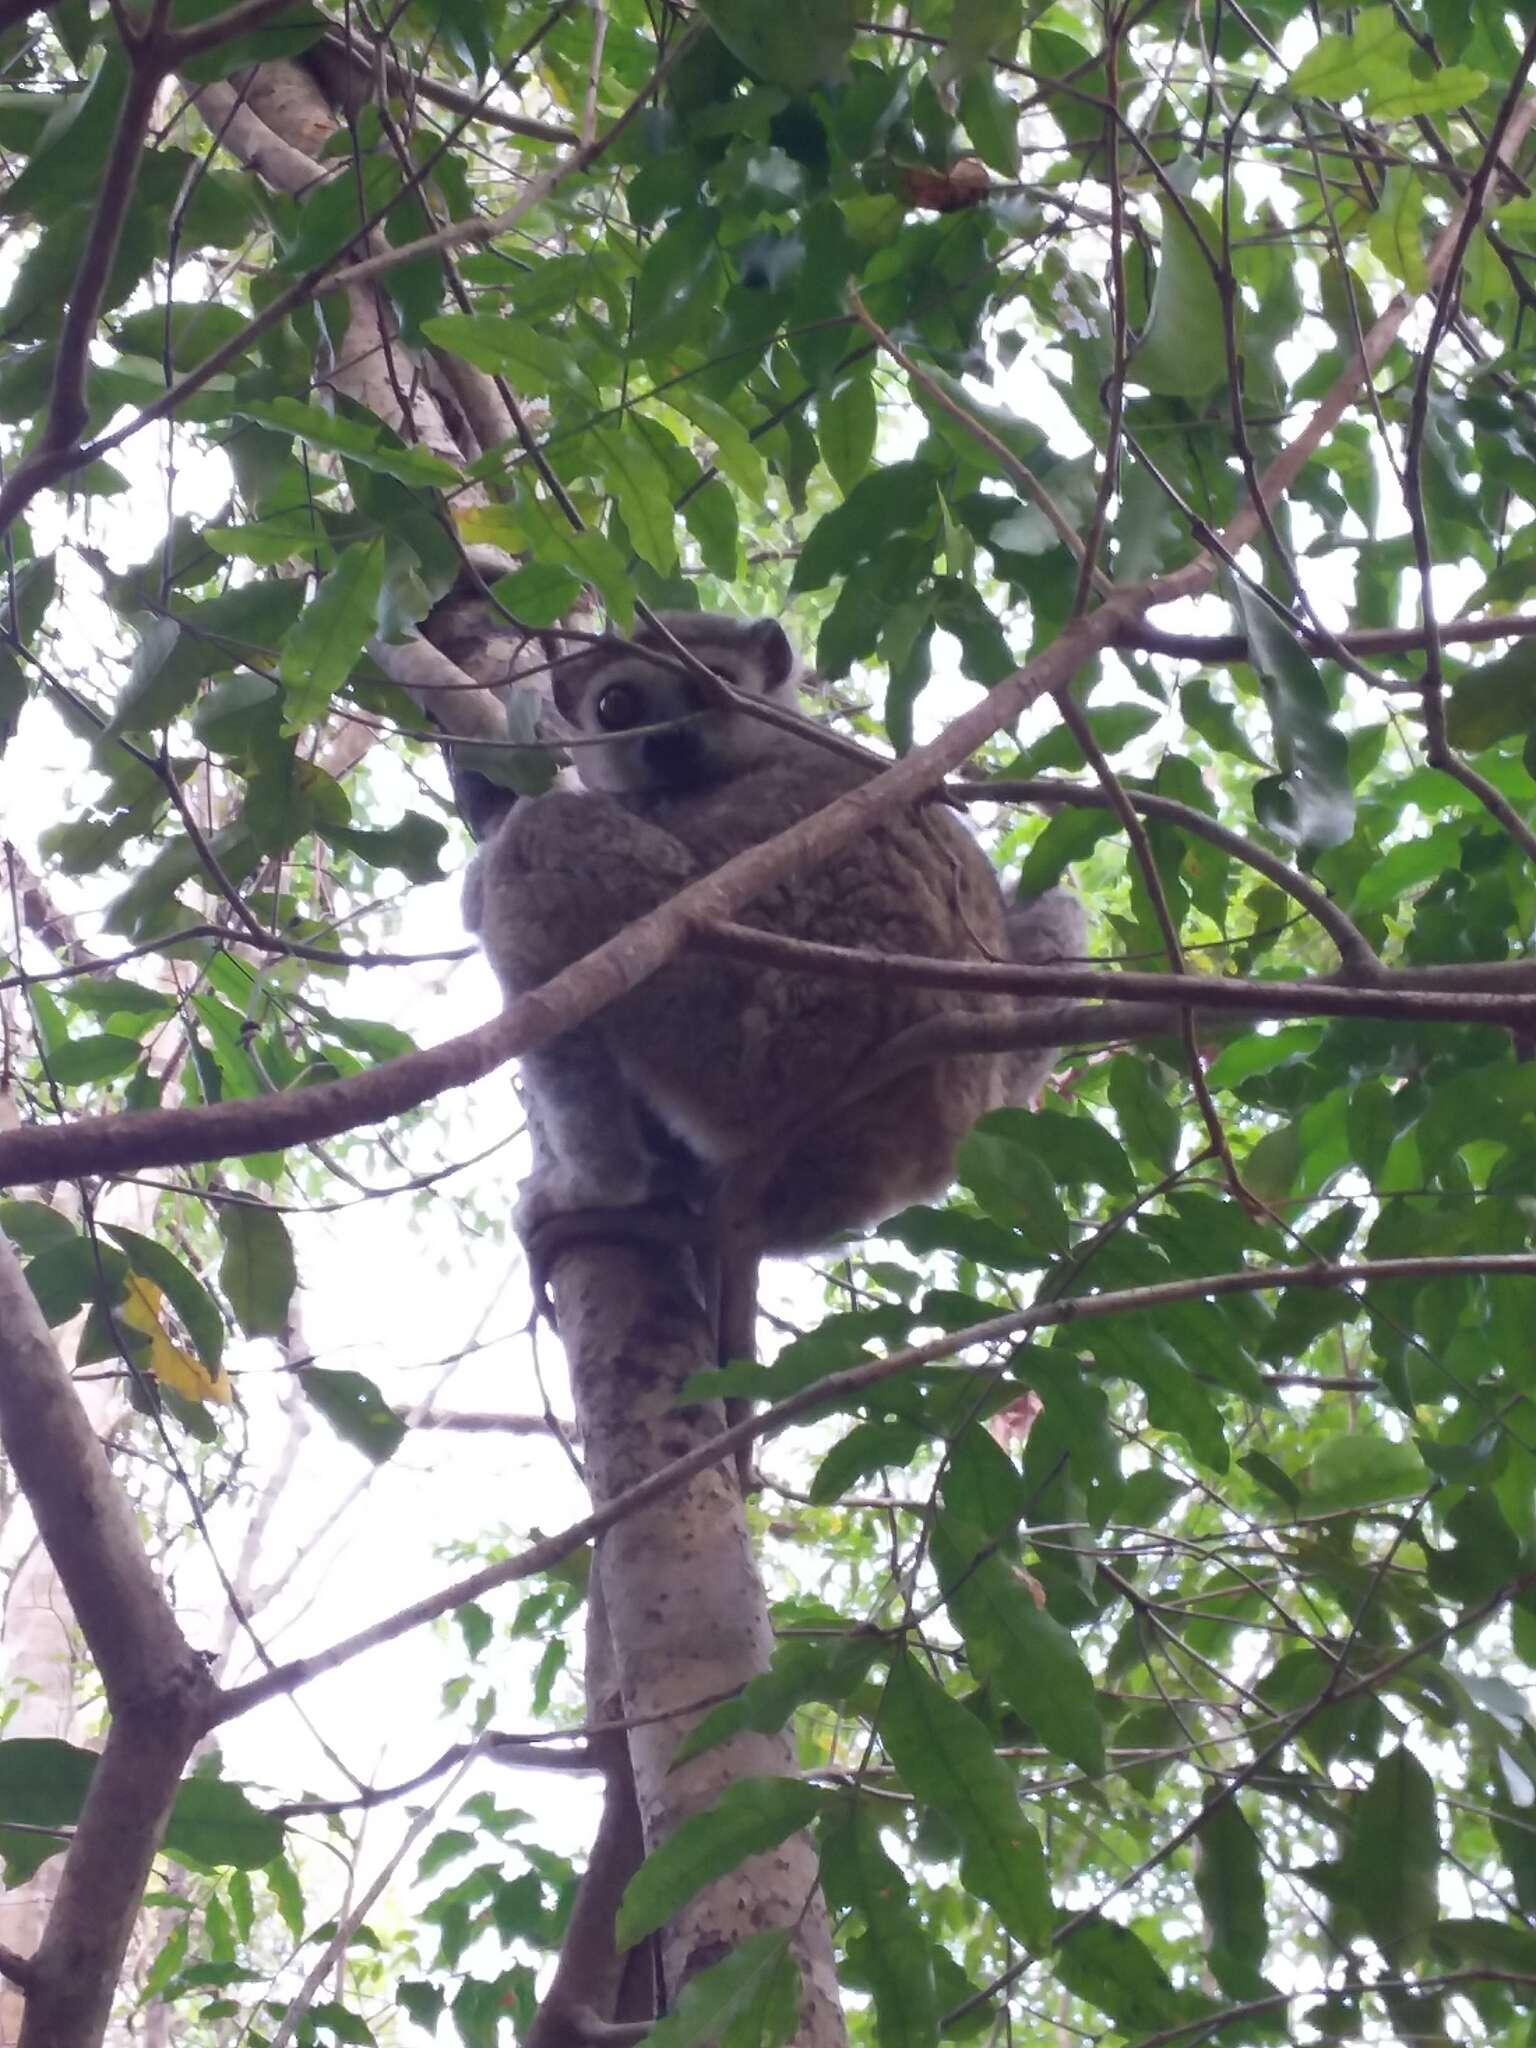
210;1249;1536;1722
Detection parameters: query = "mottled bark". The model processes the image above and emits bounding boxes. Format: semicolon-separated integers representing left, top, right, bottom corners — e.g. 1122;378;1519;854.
548;1240;847;2045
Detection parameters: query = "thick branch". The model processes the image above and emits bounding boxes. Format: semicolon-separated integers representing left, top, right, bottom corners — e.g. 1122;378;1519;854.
0;1236;217;2048
1122;609;1536;665
697;923;1536;1026
0;605;1122;1189
317;26;573;144
0;1236;211;1708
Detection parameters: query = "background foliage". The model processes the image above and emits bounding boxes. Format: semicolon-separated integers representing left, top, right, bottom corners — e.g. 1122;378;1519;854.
2;0;1536;2042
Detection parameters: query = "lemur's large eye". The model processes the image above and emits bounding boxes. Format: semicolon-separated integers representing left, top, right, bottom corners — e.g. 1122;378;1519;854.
595;681;644;731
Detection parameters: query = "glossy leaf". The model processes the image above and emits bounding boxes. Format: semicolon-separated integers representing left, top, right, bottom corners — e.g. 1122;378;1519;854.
300;1366;407;1464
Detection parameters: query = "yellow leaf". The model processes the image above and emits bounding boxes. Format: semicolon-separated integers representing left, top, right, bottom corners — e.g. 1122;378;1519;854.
119;1276;233;1406
456;504;528;551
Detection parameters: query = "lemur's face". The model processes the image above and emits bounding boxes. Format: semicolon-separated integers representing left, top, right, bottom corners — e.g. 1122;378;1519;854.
554;615;801;796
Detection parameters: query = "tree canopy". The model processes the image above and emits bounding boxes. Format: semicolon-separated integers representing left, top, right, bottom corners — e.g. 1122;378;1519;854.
2;0;1536;2044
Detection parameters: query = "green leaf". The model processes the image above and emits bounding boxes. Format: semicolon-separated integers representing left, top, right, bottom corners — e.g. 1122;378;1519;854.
418;314;584;393
321;811;448;883
819;373;878;496
1338;1746;1440;1951
163;1776;286;1873
1366;63;1487;116
960;66;1021;176
232;399;459;489
1054;1914;1207;2033
0;1742;281;1882
1235;584;1354;854
519;494;636;632
1446;640;1536;751
48;1032;143;1084
1006;705;1159;776
488;562;583;629
1107;1054;1182;1174
809;1420;924;1503
1368;169;1428;293
278;540;386;729
1206;1025;1323;1090
701;0;858;91
21;1237;128;1327
939;1428;1030;1546
933;1515;1106;1776
101;1223;226;1372
1289;8;1485;114
616;1778;824;1950
1130;192;1228;399
1304;1432;1429;1514
819;1798;940;2048
674;1636;880;1765
0;1738;95;1882
591;425;677;574
1289;7;1410;97
218;1204;297;1340
682;477;740;581
300;1366;406;1464
982;1105;1137;1197
880;1653;1053;1952
172;0;325;82
791;461;938;593
0;48;128;219
1350;824;1465;915
52;976;176;1021
0;1199;76;1255
956;1120;1071;1251
1430;1917;1536;1974
645;1931;799;2048
1193;1799;1270;1997
0;554;55;752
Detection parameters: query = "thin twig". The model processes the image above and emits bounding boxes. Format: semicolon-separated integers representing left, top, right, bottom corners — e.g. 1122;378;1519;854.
955;775;1381;977
1404;21;1536;867
213;1256;1536;1721
847;285;1114;594
1051;687;1251;1203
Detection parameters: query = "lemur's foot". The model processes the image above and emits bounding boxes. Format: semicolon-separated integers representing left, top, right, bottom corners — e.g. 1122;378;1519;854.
521;1202;706;1326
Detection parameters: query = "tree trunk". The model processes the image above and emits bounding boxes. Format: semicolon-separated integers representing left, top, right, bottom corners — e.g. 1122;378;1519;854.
549;1241;847;2044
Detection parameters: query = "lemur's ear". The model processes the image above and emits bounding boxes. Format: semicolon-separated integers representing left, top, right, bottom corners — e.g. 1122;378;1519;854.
750;618;796;688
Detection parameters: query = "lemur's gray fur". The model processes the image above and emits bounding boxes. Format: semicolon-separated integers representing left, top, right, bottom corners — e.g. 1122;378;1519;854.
463;612;1083;1383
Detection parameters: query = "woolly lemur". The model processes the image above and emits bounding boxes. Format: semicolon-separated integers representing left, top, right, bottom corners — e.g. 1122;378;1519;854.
462;613;1083;1399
